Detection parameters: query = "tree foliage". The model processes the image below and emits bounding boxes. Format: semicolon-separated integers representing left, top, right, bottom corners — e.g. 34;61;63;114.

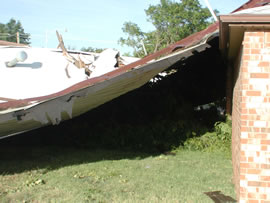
81;46;105;53
119;0;212;57
0;18;30;44
118;22;146;57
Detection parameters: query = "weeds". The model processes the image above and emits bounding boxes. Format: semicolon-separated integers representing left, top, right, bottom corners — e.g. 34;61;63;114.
183;118;232;153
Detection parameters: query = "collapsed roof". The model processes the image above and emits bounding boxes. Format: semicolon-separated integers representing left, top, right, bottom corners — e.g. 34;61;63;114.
0;0;267;138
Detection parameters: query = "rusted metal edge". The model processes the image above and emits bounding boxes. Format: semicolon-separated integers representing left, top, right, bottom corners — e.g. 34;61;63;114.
232;0;270;13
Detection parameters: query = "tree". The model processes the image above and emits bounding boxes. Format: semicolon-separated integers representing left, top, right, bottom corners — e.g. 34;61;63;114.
118;22;147;58
81;46;105;53
119;0;212;57
0;18;30;44
0;23;9;41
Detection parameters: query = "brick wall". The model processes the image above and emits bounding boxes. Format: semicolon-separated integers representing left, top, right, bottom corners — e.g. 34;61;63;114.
232;45;242;200
232;30;270;202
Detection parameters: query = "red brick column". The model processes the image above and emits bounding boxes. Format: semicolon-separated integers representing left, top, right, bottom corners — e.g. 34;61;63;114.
232;30;270;202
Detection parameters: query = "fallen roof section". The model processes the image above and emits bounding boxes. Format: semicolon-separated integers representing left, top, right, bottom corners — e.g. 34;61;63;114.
0;22;219;112
0;30;218;138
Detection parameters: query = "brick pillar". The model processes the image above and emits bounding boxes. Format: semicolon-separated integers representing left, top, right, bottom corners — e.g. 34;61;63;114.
232;30;270;202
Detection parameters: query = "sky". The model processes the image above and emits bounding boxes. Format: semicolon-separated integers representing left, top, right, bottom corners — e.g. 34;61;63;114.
0;0;248;54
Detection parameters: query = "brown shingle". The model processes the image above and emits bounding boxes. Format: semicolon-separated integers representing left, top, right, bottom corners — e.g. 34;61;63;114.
0;40;28;47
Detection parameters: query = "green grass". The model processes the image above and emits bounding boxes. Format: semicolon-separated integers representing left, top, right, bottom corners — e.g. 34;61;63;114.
0;147;235;202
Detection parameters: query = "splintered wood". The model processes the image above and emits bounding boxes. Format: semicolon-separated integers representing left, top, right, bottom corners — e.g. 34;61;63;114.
56;31;92;76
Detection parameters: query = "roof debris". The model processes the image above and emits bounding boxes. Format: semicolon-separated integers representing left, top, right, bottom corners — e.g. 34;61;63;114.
56;31;92;76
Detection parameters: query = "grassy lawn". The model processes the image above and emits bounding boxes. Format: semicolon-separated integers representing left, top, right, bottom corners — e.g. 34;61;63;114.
0;147;235;202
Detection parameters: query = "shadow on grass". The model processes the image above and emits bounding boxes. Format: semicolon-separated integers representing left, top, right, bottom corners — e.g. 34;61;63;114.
0;132;156;175
204;191;236;203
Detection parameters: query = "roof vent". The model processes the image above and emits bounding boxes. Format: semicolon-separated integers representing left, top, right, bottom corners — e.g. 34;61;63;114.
6;51;28;67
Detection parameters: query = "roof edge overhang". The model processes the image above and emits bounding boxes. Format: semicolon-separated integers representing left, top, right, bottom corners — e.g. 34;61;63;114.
219;14;270;61
0;40;29;47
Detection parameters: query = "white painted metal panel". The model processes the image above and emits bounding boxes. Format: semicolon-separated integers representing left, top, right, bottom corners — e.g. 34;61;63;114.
0;40;211;138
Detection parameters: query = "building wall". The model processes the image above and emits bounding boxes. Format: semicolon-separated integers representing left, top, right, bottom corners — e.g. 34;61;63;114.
232;45;242;201
232;30;270;202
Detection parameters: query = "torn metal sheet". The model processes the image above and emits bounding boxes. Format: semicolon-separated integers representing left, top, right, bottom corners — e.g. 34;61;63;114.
0;33;216;139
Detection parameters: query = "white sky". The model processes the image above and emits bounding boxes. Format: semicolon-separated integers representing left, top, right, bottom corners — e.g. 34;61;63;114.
0;0;248;54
